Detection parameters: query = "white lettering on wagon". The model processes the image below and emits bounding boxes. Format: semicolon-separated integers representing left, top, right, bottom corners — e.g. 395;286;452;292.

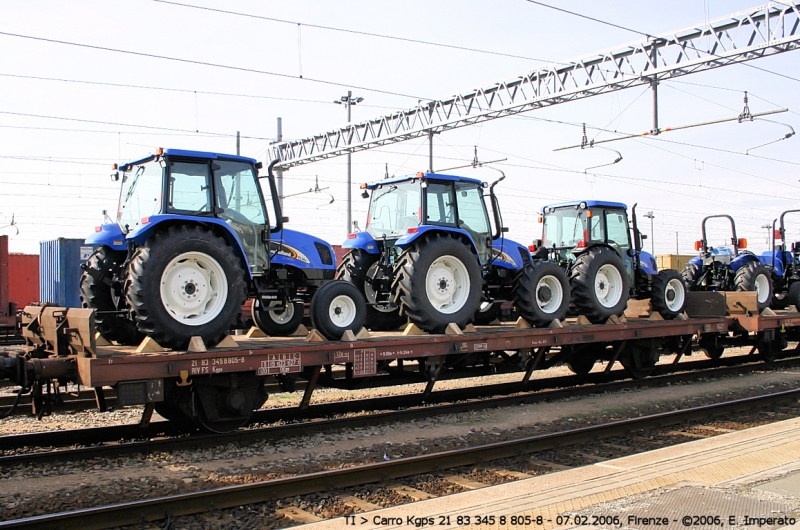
257;353;301;375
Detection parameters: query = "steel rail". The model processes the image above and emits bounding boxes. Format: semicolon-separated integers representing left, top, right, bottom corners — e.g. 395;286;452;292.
2;354;798;467
2;389;797;530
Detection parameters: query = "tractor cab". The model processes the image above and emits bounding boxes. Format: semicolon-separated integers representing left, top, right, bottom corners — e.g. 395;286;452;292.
356;172;498;265
537;200;656;284
112;148;276;274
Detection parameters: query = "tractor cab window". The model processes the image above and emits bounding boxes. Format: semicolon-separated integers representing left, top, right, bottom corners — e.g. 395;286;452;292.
366;180;420;238
542;208;585;249
167;162;212;214
213;160;268;273
454;182;490;262
214;161;267;226
604;210;630;253
425;182;456;226
118;160;163;232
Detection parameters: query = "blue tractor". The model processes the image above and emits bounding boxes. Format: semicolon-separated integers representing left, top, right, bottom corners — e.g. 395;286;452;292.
81;149;365;347
683;214;773;311
338;172;571;333
536;201;687;377
81;149;366;431
759;209;800;309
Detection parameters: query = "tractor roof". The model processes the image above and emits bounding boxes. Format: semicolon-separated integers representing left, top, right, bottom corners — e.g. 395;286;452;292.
542;200;628;212
119;149;258;172
365;172;484;190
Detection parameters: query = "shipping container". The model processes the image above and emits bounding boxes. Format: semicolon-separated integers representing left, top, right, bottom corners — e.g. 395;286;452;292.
39;238;92;309
656;254;695;272
8;253;39;309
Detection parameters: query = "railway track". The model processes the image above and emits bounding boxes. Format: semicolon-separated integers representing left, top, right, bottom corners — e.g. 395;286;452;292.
2;354;799;465
1;388;796;530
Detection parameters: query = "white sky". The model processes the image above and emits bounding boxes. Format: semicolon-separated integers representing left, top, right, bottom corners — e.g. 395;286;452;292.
1;0;799;256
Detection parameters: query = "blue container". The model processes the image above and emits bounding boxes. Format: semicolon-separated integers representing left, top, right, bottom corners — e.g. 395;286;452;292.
39;238;93;308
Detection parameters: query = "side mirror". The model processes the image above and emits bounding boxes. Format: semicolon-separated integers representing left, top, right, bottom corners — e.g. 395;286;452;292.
111;171;119;182
641;234;647;240
501;227;509;233
282;216;289;224
361;190;369;199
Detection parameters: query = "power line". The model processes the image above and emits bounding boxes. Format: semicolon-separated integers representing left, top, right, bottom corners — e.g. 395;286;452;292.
152;0;555;64
0;109;272;139
0;30;425;101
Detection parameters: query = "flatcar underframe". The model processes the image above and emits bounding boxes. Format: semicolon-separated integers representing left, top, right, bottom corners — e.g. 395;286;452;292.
1;293;798;432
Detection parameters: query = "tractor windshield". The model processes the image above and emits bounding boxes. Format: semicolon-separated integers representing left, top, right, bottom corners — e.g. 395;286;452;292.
118;160;163;233
542;208;588;250
366;180;420;238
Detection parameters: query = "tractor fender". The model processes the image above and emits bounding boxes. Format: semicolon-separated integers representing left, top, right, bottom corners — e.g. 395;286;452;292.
84;223;127;251
126;215;255;277
341;231;380;254
489;237;529;271
731;253;760;272
638;251;658;276
688;256;702;267
395;225;479;253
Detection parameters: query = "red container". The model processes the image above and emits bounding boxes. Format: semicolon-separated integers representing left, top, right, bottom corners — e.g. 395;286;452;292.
8;253;40;309
0;235;8;317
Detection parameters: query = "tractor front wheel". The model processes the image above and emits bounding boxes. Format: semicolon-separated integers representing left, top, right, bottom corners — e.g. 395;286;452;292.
395;234;482;333
734;262;773;311
513;261;570;327
126;225;247;350
252;299;304;336
310;280;367;340
650;269;686;319
570;246;630;323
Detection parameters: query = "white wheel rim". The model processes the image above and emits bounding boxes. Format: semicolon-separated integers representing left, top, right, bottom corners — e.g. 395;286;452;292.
664;278;685;312
535;274;563;314
595;264;623;308
328;295;357;328
364;262;397;313
425;255;470;315
755;274;770;304
266;300;295;324
160;251;228;326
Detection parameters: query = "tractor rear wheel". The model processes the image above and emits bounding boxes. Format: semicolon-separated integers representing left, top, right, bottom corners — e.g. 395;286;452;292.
126;225;247;350
337;250;406;331
395;234;482;333
310;280;367;340
80;246;143;345
681;263;701;290
788;282;800;310
650;269;686;319
513;261;570;327
570;247;630;323
734;262;773;311
252;299;304;336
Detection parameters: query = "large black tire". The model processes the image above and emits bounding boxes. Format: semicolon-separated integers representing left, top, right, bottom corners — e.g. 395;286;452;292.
252;299;304;336
310;280;367;340
126;225;247;350
80;247;143;345
788;282;800;310
337;249;406;331
734;262;774;311
513;261;570;327
681;263;701;290
570;246;630;323
650;269;686;319
394;234;483;334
